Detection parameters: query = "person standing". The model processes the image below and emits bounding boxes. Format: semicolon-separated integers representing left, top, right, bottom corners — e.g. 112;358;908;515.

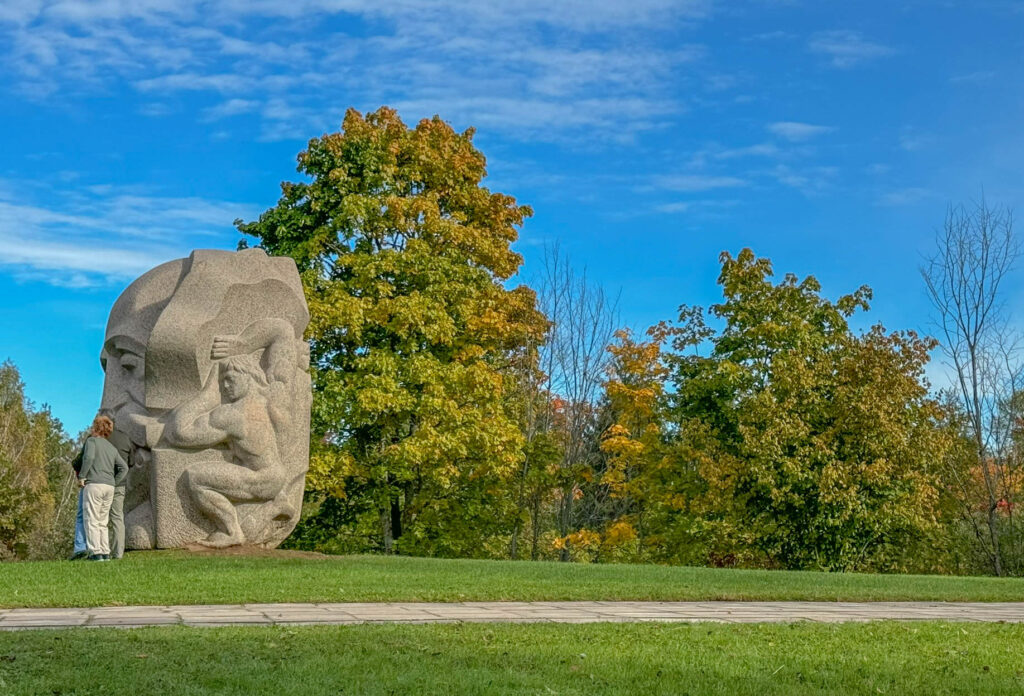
79;415;127;561
106;421;133;560
70;443;88;560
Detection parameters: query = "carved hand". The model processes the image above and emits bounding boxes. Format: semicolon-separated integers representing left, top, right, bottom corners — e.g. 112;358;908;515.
211;335;243;360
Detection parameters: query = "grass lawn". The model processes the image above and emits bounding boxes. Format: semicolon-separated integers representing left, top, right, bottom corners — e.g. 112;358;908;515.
3;621;1023;695
2;550;1024;608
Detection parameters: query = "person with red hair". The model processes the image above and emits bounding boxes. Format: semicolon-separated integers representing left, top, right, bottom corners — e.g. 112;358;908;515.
78;415;128;561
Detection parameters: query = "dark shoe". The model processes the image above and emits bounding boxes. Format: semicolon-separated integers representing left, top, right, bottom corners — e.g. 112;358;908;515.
87;554;103;561
69;551;88;561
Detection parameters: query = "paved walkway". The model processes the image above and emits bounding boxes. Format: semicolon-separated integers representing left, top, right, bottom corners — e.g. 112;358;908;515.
3;601;1024;629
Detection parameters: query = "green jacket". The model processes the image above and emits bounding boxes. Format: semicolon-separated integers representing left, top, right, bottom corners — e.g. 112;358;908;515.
107;429;133;486
79;437;128;487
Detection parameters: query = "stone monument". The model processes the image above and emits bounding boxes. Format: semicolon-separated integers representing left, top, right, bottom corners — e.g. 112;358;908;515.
100;248;311;549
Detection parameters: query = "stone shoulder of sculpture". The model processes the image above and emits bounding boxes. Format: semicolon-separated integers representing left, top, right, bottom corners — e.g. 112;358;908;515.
101;248;311;550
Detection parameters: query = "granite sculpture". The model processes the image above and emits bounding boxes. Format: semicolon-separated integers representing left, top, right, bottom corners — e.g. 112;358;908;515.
100;248;311;549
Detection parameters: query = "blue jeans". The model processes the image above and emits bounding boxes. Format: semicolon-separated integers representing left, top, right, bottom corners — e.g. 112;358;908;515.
74;488;88;555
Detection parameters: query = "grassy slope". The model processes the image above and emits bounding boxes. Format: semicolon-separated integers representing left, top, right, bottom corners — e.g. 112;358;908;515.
2;551;1024;608
3;622;1024;695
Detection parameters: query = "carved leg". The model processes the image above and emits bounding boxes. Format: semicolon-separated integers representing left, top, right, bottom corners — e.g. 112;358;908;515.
193;486;245;547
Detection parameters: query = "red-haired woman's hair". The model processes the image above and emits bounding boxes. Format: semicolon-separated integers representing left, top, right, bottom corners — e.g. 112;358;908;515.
91;415;114;438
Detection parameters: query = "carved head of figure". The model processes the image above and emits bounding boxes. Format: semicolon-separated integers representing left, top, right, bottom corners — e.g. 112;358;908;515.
101;258;186;449
219;354;266;402
102;248;312;551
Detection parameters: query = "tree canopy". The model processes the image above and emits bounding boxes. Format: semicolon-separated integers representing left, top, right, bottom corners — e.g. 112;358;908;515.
658;249;957;570
0;361;75;560
239;107;547;554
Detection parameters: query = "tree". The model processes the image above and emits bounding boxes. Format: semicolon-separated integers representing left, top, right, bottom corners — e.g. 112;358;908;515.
922;199;1021;575
591;327;670;561
0;361;75;560
529;247;618;561
661;249;954;570
238;107;548;555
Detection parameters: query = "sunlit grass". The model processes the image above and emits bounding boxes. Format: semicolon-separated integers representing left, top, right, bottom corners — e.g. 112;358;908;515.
2;550;1024;608
3;621;1022;695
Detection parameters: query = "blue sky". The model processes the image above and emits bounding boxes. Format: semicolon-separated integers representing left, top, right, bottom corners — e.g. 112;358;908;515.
1;0;1022;433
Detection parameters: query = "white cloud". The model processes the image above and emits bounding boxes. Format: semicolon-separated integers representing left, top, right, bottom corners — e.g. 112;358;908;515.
649;199;740;216
808;30;893;68
899;132;933;152
202;98;261;121
715;142;781;159
950;70;995;84
135;73;254;93
745;30;796;42
767;121;833;141
0;0;714;143
878;187;930;206
653;174;747;191
0;181;255;286
655;202;692;213
765;164;839;195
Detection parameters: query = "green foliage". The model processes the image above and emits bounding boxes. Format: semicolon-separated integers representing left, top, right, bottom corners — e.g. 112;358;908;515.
657;249;957;571
0;360;75;560
239;107;547;554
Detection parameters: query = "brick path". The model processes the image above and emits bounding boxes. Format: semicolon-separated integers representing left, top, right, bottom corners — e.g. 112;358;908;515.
3;601;1024;629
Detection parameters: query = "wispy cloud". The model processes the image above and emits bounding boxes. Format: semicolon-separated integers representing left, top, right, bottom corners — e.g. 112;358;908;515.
808;30;894;68
950;70;996;84
0;0;713;143
0;180;254;286
652;199;739;215
764;164;839;196
767;121;834;141
878;187;930;206
202;98;260;121
714;142;781;159
899;131;933;152
744;30;797;42
655;202;693;213
653;174;748;192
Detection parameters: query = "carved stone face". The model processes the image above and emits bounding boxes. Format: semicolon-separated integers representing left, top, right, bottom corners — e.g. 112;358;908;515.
100;336;146;421
100;257;185;449
220;369;251;402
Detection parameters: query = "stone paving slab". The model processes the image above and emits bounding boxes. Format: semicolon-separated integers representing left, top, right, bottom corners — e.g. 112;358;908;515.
3;601;1024;630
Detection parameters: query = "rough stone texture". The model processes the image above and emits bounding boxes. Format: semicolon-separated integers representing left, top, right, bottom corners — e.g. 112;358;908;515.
100;248;311;550
4;602;1024;630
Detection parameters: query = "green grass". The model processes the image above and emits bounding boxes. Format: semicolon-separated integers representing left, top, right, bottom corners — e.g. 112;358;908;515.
3;622;1024;695
2;551;1024;608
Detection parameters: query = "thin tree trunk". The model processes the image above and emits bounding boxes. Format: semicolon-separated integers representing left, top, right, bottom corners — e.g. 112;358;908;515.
381;507;393;554
390;497;403;544
530;494;541;561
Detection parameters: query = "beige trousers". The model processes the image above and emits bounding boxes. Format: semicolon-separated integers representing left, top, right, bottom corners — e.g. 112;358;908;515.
83;483;114;556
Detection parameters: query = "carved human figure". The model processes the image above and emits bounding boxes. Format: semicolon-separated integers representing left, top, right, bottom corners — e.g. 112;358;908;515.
165;319;301;548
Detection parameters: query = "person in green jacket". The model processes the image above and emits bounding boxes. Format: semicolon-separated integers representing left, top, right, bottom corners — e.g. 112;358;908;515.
79;415;128;561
